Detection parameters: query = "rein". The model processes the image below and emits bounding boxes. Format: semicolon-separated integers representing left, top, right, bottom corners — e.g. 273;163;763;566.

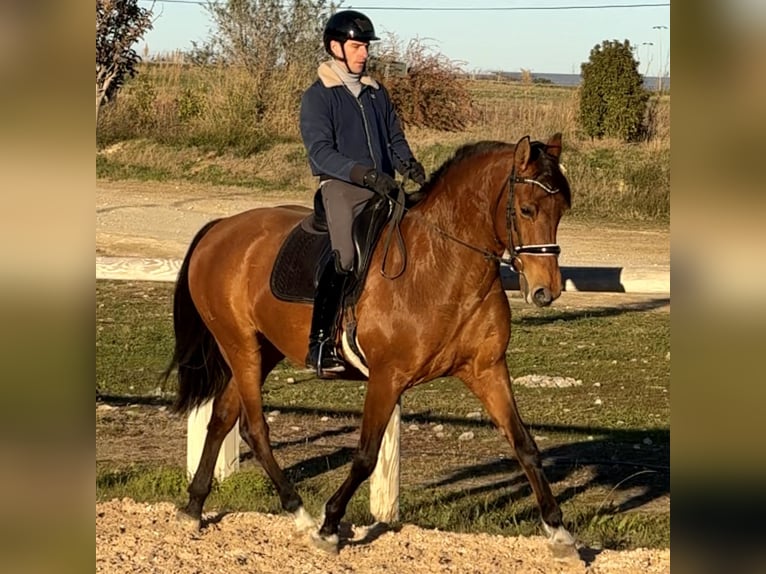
379;184;408;279
378;167;562;277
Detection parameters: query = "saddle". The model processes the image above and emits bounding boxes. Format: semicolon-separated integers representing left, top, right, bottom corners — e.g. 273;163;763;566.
269;189;395;306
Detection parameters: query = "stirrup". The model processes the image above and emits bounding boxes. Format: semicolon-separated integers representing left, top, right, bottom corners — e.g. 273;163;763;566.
313;339;346;378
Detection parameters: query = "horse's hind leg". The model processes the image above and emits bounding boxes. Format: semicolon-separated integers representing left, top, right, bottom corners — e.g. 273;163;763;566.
312;377;403;553
178;381;240;529
229;337;313;532
459;360;576;551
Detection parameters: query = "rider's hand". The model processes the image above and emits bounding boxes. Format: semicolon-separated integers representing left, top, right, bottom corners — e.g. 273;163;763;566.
401;159;426;186
362;169;400;196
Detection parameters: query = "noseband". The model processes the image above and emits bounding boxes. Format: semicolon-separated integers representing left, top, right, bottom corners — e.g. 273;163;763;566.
505;167;562;273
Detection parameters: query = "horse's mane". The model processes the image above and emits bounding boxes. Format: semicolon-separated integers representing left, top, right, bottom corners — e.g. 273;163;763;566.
420;141;511;195
420;139;570;207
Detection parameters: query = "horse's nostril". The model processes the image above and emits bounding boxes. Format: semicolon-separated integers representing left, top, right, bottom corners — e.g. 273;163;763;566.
533;287;552;307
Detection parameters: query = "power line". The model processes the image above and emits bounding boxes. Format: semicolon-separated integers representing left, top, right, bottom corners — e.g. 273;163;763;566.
139;0;670;9
348;3;670;10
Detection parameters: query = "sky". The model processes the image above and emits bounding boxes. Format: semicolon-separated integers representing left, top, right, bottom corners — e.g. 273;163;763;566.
137;0;670;77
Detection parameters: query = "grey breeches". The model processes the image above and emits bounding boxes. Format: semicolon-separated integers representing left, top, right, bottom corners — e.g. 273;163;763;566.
320;179;376;272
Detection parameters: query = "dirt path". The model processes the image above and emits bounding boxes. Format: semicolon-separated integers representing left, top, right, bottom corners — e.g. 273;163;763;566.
96;180;670;303
95;180;670;268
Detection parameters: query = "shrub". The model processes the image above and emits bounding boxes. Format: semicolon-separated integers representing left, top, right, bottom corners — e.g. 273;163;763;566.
579;40;649;142
372;37;476;131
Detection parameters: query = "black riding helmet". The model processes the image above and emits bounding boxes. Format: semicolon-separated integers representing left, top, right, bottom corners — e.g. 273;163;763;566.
323;10;380;55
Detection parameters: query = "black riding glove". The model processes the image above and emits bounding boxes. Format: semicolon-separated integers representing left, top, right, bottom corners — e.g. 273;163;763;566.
361;169;400;197
402;159;426;186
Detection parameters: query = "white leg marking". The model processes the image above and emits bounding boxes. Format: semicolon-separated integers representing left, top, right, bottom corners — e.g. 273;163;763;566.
316;503;326;529
309;505;339;553
543;522;575;546
293;506;316;533
310;530;340;553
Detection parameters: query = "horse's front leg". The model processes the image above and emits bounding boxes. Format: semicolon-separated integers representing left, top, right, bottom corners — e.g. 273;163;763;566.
311;376;402;553
458;359;577;557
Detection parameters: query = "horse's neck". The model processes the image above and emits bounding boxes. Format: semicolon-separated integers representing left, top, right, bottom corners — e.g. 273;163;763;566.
418;163;506;257
394;166;506;295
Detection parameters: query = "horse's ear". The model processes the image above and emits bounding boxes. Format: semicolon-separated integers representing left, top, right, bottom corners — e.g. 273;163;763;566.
515;135;531;170
546;132;563;160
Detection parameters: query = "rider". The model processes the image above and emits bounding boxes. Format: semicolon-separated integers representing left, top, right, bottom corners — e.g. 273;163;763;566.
299;9;426;378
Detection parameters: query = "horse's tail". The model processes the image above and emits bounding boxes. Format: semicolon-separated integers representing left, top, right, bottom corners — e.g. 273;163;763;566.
162;218;231;415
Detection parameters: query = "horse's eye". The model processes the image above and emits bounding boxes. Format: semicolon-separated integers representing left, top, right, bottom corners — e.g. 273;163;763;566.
520;205;536;219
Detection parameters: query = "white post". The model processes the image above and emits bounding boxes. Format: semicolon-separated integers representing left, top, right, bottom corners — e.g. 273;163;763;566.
369;400;401;522
186;400;240;482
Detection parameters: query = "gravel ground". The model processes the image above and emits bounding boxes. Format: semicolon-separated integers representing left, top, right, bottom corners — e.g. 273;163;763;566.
96;499;670;573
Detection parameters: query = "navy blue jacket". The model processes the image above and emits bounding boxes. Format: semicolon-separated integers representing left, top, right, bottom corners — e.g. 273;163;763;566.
299;62;415;185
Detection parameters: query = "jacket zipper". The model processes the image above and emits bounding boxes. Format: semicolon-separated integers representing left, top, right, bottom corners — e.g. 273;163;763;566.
354;89;377;171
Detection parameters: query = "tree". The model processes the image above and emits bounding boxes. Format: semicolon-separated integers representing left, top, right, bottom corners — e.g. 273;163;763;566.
371;36;475;131
96;0;153;123
579;39;649;141
205;0;333;84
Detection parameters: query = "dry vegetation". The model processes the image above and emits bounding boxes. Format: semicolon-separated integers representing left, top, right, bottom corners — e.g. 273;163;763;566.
96;51;669;222
371;36;477;131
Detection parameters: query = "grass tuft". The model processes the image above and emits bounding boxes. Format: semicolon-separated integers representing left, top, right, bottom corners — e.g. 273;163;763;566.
97;466;187;503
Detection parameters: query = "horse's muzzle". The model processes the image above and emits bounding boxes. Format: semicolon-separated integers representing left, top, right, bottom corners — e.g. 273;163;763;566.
532;286;554;307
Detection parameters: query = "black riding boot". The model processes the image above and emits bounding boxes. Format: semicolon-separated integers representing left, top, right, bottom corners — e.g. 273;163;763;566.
305;257;348;378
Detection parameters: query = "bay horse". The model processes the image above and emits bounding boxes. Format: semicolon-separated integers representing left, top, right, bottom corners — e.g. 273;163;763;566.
164;133;575;553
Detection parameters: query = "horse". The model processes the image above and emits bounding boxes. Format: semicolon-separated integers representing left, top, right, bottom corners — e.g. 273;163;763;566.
164;133;575;554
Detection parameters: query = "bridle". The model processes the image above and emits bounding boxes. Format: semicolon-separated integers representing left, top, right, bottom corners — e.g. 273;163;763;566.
504;166;562;272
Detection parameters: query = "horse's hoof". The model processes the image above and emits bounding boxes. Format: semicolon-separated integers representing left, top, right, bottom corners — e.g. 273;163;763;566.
293;506;317;533
310;531;339;554
543;523;580;563
549;541;581;563
544;523;575;546
176;508;201;531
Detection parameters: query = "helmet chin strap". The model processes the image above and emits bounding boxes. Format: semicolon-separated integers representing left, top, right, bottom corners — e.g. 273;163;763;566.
336;43;365;75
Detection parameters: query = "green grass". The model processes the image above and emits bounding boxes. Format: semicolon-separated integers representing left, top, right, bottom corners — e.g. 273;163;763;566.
466;80;576;104
96;282;175;398
96;464;669;549
96;155;174;182
96;149;292;189
564;144;670;222
96;283;669;429
96;280;669;548
96;281;669;430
